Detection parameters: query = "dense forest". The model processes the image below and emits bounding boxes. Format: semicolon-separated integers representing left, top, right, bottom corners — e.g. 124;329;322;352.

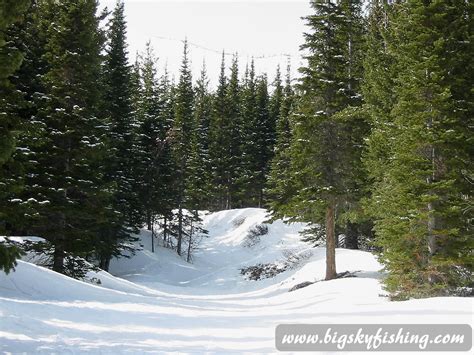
0;0;472;300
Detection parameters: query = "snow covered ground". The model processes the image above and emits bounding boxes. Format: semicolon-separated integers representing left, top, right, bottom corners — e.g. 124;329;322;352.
1;208;472;353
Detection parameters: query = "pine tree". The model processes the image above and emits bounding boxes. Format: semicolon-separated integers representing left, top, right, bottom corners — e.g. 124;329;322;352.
183;63;211;262
153;66;177;248
254;74;271;207
285;0;367;280
224;54;243;208
187;61;212;210
1;0;51;248
269;65;283;143
21;0;110;275
103;0;138;222
239;60;259;207
0;0;30;162
266;63;296;219
366;0;473;298
0;0;31;272
135;42;160;229
171;40;194;256
209;53;228;210
99;0;139;270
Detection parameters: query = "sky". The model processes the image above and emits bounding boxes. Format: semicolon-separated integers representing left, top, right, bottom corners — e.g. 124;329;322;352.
98;0;312;87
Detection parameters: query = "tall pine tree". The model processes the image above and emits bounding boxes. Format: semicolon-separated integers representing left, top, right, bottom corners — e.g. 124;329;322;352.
171;40;194;256
285;0;366;280
0;0;31;273
365;0;473;298
23;0;109;275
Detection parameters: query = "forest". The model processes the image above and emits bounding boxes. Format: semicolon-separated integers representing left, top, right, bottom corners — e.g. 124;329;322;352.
0;0;472;302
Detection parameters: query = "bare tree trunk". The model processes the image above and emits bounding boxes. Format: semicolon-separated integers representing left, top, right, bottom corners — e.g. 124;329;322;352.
163;217;168;247
151;216;155;253
146;211;152;231
325;203;337;280
187;219;193;263
53;209;66;273
53;235;65;274
177;206;183;256
100;255;111;272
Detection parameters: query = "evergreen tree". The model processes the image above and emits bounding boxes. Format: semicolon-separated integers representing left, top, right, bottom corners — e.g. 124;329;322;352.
171;40;194;256
21;0;110;275
224;54;243;208
209;53;228;210
0;0;31;272
239;60;259;207
99;0;139;270
135;42;160;229
269;65;283;143
187;61;212;210
285;0;366;280
266;63;296;219
254;74;271;207
155;66;177;247
366;0;473;298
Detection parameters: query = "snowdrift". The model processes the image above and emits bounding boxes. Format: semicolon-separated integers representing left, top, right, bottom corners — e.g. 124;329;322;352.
1;208;472;353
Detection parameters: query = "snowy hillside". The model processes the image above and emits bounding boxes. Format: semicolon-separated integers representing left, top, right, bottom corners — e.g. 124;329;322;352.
1;208;472;353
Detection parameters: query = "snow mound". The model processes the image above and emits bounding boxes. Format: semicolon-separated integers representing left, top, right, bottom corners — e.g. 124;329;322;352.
1;208;472;353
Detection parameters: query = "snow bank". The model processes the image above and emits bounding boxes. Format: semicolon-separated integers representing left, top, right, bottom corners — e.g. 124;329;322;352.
1;208;472;353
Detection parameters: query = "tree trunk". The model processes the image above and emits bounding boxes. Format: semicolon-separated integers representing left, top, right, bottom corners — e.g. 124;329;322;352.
146;211;152;231
187;219;193;263
344;222;359;249
151;218;155;253
427;145;442;284
53;211;66;274
100;254;111;272
177;206;183;256
163;217;168;247
325;203;337;280
52;237;65;274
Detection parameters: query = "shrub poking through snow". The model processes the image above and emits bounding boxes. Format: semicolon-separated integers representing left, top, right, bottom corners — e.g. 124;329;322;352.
232;216;246;227
242;224;269;248
282;249;313;270
240;262;288;280
240;249;313;280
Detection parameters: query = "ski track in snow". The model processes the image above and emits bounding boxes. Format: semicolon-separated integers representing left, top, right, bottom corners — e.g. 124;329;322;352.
0;208;472;354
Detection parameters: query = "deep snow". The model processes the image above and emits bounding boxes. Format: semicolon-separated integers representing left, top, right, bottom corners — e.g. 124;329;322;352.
0;208;472;354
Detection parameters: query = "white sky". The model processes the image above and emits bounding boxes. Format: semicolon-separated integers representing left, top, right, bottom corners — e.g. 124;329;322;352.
98;0;312;87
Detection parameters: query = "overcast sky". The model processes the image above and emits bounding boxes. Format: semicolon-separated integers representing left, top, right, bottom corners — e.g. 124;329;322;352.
98;0;312;87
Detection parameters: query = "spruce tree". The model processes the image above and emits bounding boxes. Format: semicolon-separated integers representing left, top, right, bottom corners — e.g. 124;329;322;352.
0;0;31;272
254;74;271;207
266;63;296;219
171;40;194;256
239;60;259;207
366;0;473;298
224;54;243;208
135;42;160;229
22;0;109;275
99;0;139;270
285;0;366;280
269;65;283;143
209;53;228;210
187;61;212;209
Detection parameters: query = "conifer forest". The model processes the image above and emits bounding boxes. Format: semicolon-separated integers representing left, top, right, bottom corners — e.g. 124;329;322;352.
0;0;472;352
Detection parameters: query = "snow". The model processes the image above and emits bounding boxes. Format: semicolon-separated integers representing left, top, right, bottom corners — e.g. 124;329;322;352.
1;208;472;353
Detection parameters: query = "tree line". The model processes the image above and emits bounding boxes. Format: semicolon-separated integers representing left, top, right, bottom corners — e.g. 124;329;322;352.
0;0;472;299
270;0;471;299
0;0;288;277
